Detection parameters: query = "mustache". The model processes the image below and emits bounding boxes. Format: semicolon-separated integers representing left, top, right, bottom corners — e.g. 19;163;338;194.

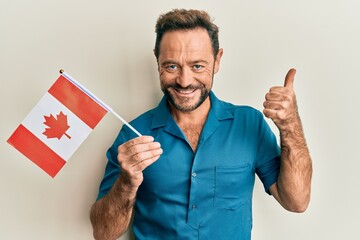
165;83;203;91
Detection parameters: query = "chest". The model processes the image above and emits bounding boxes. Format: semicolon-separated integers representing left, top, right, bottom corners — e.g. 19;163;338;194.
138;131;257;214
179;123;203;152
140;129;257;192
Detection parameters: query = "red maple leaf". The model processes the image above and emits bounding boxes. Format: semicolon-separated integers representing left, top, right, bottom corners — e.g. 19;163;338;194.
43;111;71;139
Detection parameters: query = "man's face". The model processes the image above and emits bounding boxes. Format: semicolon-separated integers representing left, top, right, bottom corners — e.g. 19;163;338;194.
157;28;222;112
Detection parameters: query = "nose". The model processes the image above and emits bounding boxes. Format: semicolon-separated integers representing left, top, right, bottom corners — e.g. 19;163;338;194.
176;67;193;88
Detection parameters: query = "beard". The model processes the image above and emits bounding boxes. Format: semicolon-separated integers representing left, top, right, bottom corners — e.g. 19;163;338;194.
161;83;210;112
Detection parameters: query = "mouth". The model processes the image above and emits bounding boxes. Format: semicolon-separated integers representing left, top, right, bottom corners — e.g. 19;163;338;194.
174;88;197;96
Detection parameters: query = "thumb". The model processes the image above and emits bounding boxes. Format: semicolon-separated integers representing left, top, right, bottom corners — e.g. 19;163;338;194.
284;68;296;88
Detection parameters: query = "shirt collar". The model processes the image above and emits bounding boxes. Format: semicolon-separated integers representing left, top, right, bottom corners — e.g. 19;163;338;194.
150;91;233;130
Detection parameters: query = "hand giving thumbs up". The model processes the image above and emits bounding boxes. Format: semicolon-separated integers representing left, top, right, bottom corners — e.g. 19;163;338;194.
263;68;300;131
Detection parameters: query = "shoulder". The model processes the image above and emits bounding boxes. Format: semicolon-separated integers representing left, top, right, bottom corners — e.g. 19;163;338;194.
216;97;263;121
210;91;262;119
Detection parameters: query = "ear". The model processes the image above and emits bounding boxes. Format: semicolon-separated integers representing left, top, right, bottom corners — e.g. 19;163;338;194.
214;48;223;74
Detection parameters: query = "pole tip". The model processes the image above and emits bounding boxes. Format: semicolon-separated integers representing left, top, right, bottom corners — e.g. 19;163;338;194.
59;69;64;74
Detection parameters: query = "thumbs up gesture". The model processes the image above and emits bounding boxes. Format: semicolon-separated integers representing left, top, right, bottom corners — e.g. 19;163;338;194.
263;68;300;131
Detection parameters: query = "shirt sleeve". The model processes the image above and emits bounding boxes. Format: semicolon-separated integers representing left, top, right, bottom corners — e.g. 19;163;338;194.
255;115;281;195
96;125;131;200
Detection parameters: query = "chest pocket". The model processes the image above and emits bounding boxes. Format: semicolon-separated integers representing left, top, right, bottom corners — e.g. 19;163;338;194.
214;165;254;210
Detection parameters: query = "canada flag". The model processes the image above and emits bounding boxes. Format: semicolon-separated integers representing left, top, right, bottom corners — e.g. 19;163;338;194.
7;74;108;177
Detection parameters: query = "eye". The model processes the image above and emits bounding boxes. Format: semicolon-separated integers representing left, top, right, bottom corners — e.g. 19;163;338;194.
193;65;203;71
166;65;178;71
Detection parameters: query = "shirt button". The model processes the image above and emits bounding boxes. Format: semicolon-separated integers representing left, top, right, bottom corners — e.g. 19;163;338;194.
192;172;197;177
192;204;196;209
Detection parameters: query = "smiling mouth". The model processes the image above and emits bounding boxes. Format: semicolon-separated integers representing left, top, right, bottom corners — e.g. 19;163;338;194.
174;88;197;95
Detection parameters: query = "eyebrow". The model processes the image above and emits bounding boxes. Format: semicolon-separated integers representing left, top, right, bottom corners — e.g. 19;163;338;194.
190;60;210;65
160;61;178;67
160;59;210;67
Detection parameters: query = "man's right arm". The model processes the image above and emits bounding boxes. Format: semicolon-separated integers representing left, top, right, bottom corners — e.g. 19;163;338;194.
90;136;163;240
90;174;137;240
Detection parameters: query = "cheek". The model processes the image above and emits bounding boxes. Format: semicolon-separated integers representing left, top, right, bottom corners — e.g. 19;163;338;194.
160;68;179;80
196;68;213;82
159;68;166;77
204;68;213;77
159;71;177;87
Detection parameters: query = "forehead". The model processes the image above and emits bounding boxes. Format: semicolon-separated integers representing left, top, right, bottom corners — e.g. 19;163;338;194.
159;28;213;58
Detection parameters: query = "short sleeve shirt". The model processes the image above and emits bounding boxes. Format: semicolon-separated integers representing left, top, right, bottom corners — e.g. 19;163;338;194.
97;91;280;240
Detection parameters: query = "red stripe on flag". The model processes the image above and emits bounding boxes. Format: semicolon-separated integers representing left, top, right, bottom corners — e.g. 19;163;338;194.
48;75;107;129
7;124;66;178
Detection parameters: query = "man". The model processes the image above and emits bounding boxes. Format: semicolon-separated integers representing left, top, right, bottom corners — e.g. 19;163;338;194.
90;9;312;240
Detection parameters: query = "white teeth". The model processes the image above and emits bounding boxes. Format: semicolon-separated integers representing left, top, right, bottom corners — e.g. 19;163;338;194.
177;89;195;94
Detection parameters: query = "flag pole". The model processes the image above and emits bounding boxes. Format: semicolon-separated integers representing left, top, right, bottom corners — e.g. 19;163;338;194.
59;69;142;137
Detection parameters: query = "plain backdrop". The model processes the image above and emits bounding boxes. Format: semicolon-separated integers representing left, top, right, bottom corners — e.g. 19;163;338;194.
1;0;359;239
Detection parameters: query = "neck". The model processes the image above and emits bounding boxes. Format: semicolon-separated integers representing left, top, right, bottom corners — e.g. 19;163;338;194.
168;96;211;152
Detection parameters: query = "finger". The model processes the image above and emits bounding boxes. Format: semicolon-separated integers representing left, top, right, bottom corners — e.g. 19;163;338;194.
263;108;280;120
121;136;155;149
263;108;275;119
133;155;161;172
263;101;284;111
127;136;155;147
132;147;163;163
269;86;291;94
118;145;162;171
265;92;288;101
284;68;296;88
126;141;161;156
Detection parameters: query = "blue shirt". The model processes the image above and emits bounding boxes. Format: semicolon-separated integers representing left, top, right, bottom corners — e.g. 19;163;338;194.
97;92;280;240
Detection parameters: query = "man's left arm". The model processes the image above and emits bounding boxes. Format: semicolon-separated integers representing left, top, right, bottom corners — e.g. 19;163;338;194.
263;68;313;212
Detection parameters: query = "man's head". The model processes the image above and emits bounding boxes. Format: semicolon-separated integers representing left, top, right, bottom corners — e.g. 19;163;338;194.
154;9;220;61
154;9;223;113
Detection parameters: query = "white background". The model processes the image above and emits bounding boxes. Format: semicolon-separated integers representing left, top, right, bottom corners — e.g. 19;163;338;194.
1;0;359;239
